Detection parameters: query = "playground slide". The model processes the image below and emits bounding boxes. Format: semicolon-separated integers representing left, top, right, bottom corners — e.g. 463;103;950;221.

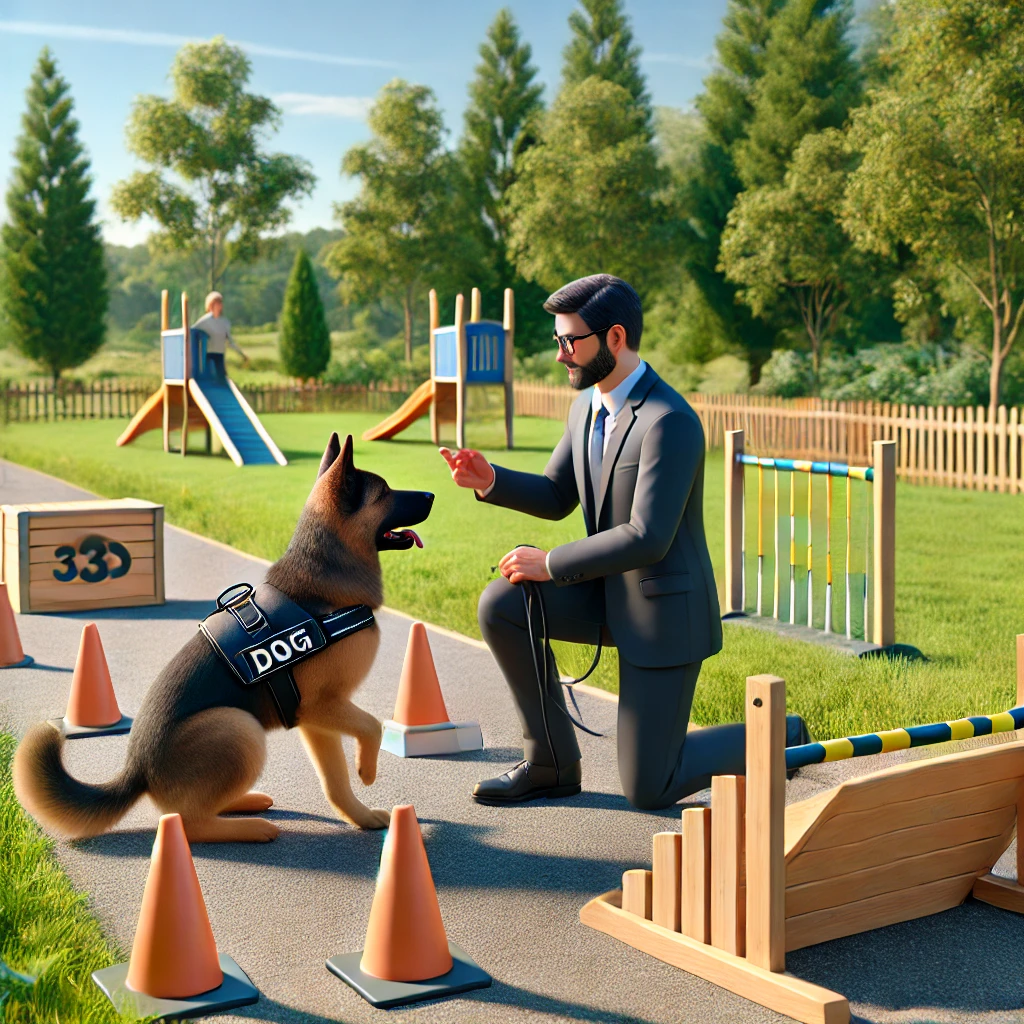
362;379;436;441
188;376;287;466
116;387;165;447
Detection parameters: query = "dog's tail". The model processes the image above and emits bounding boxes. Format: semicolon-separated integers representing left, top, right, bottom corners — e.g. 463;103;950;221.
13;723;147;839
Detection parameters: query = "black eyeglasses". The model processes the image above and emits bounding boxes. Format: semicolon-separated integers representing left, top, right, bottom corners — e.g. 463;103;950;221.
552;325;612;357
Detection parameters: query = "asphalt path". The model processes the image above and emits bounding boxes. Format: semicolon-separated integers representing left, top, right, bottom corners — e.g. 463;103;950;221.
0;459;1021;1024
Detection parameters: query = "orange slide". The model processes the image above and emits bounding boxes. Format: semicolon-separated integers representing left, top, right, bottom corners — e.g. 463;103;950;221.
362;379;435;441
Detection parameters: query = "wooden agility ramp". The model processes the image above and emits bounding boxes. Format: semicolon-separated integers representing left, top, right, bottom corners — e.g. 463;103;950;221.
582;654;1024;1024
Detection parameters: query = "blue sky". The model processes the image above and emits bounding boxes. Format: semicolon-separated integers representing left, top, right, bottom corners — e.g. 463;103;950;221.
0;2;869;246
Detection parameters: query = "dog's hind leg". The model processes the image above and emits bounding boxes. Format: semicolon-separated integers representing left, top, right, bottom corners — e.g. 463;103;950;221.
149;707;279;843
301;700;383;787
298;724;389;830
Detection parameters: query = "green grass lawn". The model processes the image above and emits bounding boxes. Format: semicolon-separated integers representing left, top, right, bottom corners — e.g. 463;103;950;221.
1;410;1022;740
0;732;141;1024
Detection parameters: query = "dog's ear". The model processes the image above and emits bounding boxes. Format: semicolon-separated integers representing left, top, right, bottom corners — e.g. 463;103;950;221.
317;432;342;479
339;434;355;474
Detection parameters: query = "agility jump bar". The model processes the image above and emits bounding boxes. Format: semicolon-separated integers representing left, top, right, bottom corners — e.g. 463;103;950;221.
736;454;873;481
786;705;1024;770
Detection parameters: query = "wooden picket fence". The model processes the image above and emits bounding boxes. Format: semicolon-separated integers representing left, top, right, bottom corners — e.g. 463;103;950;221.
0;379;415;425
3;378;1020;493
689;394;1024;494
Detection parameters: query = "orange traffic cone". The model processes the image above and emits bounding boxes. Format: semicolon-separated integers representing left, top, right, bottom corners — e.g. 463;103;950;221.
326;805;490;1008
52;624;131;738
381;623;482;757
0;583;32;668
393;622;450;727
92;813;258;1017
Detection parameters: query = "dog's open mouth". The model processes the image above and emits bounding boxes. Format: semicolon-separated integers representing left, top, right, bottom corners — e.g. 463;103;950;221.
378;528;423;551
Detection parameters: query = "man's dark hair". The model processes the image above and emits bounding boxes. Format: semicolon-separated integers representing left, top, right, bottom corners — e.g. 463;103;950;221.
543;274;643;351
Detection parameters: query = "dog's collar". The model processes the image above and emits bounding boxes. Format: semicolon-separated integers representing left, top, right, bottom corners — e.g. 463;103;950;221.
199;582;376;729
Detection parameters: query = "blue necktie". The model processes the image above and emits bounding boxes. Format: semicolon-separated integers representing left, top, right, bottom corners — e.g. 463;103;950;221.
589;404;609;515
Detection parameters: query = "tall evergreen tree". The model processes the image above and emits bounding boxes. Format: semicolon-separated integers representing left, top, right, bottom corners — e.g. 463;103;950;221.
680;0;786;381
562;0;651;123
279;248;330;382
459;8;549;352
733;0;861;189
0;49;107;384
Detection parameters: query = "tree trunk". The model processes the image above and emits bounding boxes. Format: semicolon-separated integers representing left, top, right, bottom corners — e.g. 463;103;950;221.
404;287;413;363
989;318;1003;412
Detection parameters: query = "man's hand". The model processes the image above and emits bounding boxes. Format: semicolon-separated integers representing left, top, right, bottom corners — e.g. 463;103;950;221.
499;546;551;585
439;447;495;492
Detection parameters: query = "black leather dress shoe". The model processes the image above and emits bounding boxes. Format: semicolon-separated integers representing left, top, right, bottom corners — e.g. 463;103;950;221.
472;760;582;805
785;713;813;780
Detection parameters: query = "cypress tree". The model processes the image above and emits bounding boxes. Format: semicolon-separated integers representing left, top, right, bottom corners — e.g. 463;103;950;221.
459;8;548;352
0;49;107;384
562;0;651;123
279;248;330;382
680;0;786;381
733;0;861;189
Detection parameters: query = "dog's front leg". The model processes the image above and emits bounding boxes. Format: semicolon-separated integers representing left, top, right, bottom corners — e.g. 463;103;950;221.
301;700;383;787
297;724;389;830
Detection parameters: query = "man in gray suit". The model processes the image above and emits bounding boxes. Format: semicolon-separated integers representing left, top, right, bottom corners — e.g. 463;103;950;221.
441;275;806;809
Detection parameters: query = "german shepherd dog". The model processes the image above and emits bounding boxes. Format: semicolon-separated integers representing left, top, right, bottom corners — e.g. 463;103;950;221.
14;433;433;842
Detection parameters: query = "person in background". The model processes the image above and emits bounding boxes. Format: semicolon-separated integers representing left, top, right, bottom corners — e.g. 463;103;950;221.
193;291;249;378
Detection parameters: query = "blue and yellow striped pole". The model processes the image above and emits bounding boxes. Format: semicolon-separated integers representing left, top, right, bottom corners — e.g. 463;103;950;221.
757;462;764;617
788;471;796;625
786;706;1024;771
806;468;813;628
824;473;833;634
773;465;780;620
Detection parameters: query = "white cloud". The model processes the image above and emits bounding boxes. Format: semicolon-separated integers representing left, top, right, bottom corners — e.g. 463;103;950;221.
273;93;373;118
643;53;713;69
0;20;398;68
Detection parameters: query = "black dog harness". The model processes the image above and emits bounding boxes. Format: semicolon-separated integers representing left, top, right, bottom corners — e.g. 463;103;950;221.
199;583;376;729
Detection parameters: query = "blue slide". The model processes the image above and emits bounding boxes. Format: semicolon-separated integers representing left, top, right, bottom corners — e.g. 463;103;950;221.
188;372;287;467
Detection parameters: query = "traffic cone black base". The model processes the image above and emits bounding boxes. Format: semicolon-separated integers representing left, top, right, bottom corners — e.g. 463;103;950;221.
93;953;258;1020
0;655;33;669
48;714;133;739
326;941;490;1009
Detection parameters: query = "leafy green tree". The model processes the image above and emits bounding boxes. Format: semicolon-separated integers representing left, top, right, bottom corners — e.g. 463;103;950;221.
678;0;787;381
110;37;315;294
734;0;861;190
843;0;1024;409
326;80;466;363
0;49;107;384
507;77;674;294
278;248;330;382
720;129;873;381
459;8;549;352
562;0;651;121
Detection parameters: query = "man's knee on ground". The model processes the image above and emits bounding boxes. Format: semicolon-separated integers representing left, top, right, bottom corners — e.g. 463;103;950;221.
620;767;675;811
477;576;523;635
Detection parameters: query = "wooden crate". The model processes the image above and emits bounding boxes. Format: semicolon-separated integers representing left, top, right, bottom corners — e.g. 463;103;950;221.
1;499;165;613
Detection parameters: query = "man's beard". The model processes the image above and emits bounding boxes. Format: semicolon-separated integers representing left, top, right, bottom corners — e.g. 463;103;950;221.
566;336;618;390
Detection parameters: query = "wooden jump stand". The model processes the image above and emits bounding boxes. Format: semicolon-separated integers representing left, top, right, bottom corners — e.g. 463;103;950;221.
724;430;899;653
429;286;514;450
581;646;1024;1024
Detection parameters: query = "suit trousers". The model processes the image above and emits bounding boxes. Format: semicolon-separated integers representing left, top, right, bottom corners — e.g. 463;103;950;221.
478;575;748;810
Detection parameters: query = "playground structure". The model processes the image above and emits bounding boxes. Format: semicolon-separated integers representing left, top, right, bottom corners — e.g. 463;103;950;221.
362;287;514;449
117;291;287;467
723;431;902;655
581;642;1024;1024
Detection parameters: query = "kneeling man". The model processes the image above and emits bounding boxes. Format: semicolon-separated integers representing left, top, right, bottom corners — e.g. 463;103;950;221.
442;274;806;809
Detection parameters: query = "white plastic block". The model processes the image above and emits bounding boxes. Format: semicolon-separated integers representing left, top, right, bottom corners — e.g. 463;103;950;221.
381;719;484;758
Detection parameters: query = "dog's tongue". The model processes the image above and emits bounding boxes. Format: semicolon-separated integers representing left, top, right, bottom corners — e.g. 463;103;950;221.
397;529;423;548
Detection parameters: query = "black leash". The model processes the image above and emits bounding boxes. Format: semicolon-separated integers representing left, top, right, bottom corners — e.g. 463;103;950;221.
520;577;605;762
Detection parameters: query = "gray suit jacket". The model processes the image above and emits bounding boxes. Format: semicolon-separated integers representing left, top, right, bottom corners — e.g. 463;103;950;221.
481;364;722;668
